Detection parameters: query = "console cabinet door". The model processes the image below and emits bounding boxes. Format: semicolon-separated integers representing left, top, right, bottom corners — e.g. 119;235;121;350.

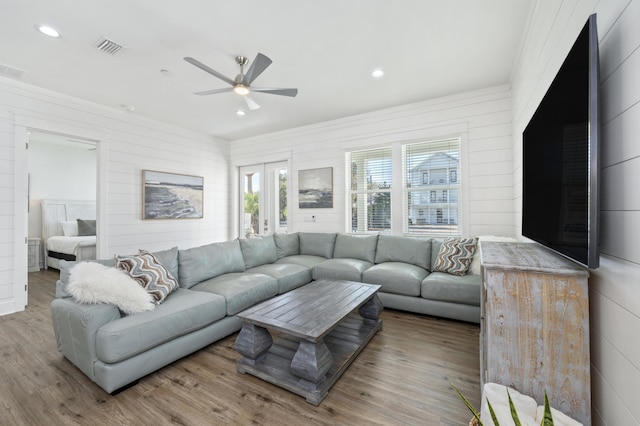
480;242;591;425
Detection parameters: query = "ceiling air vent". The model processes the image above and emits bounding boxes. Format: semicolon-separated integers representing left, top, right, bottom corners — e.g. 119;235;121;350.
0;62;27;79
93;36;125;55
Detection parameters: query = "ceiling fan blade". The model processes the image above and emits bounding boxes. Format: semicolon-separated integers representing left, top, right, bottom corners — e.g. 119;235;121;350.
184;57;235;86
242;53;272;85
193;87;234;96
251;87;298;97
244;95;261;110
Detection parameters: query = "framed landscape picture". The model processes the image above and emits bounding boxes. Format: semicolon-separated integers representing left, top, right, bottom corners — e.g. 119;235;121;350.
298;167;333;209
142;170;204;219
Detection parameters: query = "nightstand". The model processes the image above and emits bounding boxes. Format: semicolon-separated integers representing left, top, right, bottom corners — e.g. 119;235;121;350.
28;237;41;272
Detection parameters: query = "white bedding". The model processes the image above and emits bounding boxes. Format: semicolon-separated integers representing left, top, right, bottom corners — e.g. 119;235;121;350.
47;236;97;254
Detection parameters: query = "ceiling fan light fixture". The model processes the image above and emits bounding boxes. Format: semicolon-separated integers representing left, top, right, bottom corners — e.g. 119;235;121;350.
233;84;250;96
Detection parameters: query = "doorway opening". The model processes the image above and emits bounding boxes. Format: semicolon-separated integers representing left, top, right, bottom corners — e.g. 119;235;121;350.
27;130;98;276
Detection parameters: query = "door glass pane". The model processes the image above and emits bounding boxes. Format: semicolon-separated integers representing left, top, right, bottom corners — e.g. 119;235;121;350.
278;168;288;231
243;171;260;238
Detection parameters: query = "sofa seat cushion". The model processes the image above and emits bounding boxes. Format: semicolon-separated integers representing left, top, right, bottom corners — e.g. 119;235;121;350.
248;263;312;294
312;258;372;282
275;255;327;269
95;288;226;364
362;262;428;296
190;272;278;315
421;272;481;306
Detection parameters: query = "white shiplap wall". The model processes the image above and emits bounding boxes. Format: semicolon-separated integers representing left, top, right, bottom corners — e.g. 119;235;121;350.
0;77;231;316
511;1;640;425
231;85;515;239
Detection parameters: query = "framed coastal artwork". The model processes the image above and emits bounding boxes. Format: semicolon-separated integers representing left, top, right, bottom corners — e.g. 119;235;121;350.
298;167;333;209
142;170;204;219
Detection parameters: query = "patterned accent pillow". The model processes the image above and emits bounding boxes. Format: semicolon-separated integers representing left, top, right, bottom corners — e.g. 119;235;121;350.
116;250;179;304
432;237;478;276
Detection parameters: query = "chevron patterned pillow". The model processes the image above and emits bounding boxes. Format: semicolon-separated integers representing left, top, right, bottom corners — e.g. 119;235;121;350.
116;250;179;305
432;237;478;276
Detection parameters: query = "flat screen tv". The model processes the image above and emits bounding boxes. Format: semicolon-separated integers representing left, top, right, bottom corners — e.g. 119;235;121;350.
522;14;600;269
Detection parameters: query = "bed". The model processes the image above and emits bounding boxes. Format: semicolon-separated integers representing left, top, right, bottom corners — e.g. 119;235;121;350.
41;199;97;269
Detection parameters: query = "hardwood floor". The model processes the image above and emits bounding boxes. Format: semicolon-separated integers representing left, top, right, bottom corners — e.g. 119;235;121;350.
0;269;480;425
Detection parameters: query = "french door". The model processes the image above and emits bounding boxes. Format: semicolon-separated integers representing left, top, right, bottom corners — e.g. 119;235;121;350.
240;161;289;237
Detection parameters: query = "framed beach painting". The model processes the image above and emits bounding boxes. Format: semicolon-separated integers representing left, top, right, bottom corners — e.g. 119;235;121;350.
142;170;204;219
298;167;333;209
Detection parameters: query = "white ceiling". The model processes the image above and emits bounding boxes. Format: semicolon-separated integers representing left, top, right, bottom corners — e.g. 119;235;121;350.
0;0;532;141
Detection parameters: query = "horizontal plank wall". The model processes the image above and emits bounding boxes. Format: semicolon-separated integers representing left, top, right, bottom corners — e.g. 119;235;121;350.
511;1;640;425
230;85;514;238
0;77;231;316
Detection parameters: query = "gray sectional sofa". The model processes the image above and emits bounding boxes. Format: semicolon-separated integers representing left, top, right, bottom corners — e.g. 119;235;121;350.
51;232;481;394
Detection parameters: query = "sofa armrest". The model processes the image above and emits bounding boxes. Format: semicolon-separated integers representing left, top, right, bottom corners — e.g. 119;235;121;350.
51;298;121;381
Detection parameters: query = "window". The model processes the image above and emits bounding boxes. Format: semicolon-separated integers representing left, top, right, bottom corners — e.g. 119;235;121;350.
347;147;392;233
346;136;463;236
404;138;461;236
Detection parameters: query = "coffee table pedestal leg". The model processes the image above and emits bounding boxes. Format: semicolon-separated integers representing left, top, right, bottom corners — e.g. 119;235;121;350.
291;339;333;382
359;294;383;327
235;324;273;369
290;339;333;404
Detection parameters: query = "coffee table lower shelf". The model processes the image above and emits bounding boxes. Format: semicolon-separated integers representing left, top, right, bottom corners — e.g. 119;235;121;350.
236;313;382;405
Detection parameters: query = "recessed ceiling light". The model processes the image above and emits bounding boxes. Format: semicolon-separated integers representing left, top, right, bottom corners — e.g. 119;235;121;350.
236;110;246;116
35;25;60;38
371;69;385;78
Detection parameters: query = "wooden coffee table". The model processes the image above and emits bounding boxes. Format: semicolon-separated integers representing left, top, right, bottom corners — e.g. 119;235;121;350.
234;279;383;405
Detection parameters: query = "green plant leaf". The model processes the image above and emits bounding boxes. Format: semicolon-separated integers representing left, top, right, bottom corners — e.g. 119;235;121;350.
507;389;522;426
486;399;500;426
450;383;483;426
540;392;554;426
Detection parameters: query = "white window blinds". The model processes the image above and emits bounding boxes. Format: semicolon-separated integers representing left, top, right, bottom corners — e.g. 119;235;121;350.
347;147;392;233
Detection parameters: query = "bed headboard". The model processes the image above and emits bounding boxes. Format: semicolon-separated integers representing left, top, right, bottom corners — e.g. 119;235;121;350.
41;199;96;241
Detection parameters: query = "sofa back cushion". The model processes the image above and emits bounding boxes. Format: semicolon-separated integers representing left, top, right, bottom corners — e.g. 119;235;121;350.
150;246;180;281
239;234;278;269
298;232;337;258
273;233;300;258
332;234;378;263
374;235;432;270
178;240;246;288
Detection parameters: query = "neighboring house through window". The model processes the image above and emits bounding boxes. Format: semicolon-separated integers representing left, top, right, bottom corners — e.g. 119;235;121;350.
404;138;461;236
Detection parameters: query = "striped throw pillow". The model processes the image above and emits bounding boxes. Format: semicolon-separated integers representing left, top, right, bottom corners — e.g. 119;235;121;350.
116;250;179;305
433;237;478;276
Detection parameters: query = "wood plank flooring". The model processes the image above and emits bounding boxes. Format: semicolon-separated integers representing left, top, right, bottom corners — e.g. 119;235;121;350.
0;269;480;425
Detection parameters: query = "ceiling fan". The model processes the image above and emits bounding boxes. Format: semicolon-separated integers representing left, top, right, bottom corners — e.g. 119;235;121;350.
183;53;298;110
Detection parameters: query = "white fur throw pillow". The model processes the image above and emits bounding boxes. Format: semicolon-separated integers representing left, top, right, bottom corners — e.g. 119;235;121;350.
67;262;155;315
